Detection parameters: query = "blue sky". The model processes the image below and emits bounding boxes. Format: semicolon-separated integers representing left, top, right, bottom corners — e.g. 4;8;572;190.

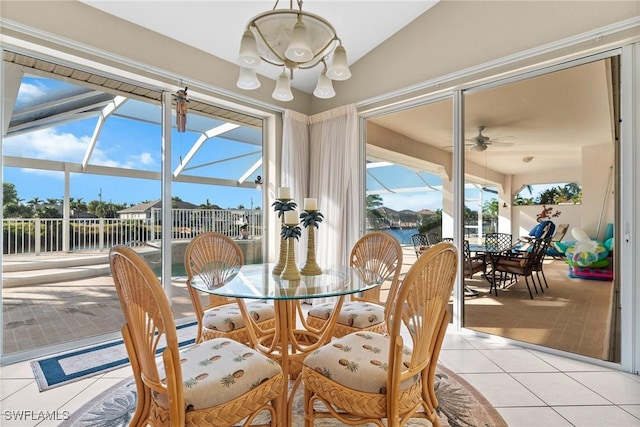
6;75;500;213
4;76;263;209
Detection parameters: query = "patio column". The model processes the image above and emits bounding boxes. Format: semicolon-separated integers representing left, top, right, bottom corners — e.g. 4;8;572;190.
441;179;454;240
63;166;70;252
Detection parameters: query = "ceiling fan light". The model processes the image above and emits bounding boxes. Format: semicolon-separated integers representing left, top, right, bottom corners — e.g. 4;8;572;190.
236;67;261;90
272;71;293;102
313;70;335;99
327;45;351;81
238;30;261;69
284;17;313;62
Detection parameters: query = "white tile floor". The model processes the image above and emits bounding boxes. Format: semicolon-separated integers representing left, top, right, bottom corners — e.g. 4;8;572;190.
1;330;640;427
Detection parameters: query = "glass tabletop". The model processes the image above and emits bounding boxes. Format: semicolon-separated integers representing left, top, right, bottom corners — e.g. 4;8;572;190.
189;263;382;300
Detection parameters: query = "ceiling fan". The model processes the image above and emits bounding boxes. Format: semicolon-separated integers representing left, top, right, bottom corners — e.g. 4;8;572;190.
465;126;514;151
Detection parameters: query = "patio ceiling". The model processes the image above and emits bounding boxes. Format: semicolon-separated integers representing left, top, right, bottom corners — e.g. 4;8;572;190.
367;57;617;181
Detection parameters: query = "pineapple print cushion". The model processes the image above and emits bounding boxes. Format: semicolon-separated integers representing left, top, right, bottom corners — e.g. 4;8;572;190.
304;331;416;393
153;338;281;410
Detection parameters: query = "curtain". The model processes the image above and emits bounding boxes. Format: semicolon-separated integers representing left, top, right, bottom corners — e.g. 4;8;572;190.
281;110;310;204
308;104;360;269
281;110;309;266
281;105;360;304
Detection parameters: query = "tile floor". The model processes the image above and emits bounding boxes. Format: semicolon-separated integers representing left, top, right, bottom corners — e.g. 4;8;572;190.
1;329;639;426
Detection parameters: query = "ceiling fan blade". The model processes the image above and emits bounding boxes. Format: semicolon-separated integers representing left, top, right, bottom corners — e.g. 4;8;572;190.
488;140;515;147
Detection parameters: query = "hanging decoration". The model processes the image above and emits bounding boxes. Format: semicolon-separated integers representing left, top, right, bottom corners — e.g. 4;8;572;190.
174;87;189;132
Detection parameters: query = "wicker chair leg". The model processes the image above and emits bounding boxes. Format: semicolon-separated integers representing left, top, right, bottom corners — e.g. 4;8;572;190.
304;387;314;427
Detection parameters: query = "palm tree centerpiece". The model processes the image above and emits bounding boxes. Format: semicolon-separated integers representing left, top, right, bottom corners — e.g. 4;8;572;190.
272;199;297;275
300;210;324;276
280;223;302;281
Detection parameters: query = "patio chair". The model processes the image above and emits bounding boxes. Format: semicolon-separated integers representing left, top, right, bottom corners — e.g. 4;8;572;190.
493;237;550;299
463;239;486;279
547;223;569;259
512;220;556;252
301;242;458;427
484;232;513;251
109;245;284;427
411;233;431;258
184;232;275;344
306;231;403;337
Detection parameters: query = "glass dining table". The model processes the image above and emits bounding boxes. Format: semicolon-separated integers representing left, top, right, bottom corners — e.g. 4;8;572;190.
189;263;382;427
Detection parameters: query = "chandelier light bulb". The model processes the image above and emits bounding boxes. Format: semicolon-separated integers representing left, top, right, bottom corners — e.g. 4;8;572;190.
313;70;335;99
272;71;294;101
236;67;261;90
326;45;351;81
285;17;313;62
238;30;261;69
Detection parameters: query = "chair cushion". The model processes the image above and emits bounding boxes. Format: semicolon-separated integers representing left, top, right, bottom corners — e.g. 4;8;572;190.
307;301;385;329
303;332;417;394
203;301;275;332
154;338;282;410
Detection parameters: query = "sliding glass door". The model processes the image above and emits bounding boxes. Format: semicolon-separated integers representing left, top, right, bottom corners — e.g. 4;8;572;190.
363;52;620;363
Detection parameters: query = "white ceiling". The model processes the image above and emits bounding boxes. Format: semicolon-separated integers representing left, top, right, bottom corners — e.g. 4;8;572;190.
81;0;438;93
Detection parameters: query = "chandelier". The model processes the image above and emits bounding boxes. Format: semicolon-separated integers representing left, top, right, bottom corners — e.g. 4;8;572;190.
236;0;351;101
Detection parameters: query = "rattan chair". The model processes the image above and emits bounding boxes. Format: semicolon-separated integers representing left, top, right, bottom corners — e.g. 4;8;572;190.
306;231;403;338
109;245;283;427
301;242;458;427
185;232;275;344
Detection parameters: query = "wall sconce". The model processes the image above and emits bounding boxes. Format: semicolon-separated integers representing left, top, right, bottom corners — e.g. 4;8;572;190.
503;202;508;208
254;176;263;190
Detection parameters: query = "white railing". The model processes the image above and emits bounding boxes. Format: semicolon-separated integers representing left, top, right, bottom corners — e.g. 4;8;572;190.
2;208;263;255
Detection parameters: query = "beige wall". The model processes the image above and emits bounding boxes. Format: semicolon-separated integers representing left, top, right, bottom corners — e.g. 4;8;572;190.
325;0;639;114
1;1;638;115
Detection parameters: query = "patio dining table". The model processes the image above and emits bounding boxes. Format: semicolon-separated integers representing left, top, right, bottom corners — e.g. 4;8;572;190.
469;243;517;296
189;263;382;427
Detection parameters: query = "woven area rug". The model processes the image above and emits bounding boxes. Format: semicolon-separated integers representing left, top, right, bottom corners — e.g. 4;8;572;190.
62;364;506;426
30;322;196;391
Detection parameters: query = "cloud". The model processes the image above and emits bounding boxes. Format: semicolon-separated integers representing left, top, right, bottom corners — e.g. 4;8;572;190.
381;192;442;212
4;128;157;172
137;152;154;165
16;82;46;107
3;128;89;161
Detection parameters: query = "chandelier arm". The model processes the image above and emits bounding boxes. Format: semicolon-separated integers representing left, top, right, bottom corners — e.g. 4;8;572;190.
250;24;289;66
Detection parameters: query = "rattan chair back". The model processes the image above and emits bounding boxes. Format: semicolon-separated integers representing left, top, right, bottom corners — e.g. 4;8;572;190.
349;231;403;310
184;232;250;342
302;242;458;427
110;245;181;425
386;242;458;402
110;245;283;427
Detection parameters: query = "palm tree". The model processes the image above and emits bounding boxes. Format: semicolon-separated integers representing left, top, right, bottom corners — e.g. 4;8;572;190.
27;197;42;208
366;194;385;229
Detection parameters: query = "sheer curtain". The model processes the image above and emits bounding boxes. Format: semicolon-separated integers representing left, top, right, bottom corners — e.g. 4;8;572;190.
308;104;360;269
281;110;310;204
281;105;360;304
